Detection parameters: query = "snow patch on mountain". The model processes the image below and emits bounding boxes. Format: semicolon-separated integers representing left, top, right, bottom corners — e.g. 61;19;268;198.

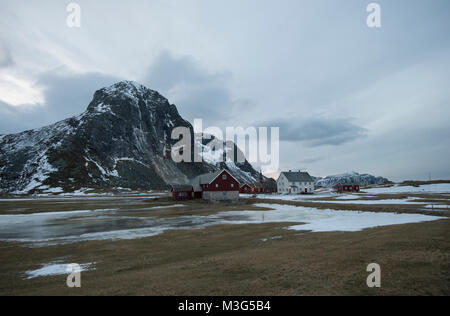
15;156;58;194
315;171;388;188
0;81;261;194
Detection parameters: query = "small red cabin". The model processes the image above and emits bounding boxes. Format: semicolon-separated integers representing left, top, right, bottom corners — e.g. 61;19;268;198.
254;170;265;194
251;185;265;194
335;184;360;193
239;183;252;194
171;185;194;200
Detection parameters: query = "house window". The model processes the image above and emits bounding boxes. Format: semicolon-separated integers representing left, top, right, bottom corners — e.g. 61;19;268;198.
222;175;227;180
231;183;234;188
216;184;219;188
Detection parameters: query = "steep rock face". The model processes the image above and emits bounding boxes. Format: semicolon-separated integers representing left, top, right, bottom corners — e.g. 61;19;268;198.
315;171;389;188
0;81;260;194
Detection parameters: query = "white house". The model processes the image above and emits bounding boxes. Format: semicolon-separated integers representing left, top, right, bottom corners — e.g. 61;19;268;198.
277;171;315;194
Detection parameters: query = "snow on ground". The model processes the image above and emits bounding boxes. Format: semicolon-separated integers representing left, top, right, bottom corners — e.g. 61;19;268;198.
249;204;445;232
240;193;412;203
364;183;450;194
334;194;375;200
423;205;450;212
242;184;450;204
261;236;282;242
25;262;95;279
0;202;445;247
305;198;430;205
147;204;185;210
240;192;338;201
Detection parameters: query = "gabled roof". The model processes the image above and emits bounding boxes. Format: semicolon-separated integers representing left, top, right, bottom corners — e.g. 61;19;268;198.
171;184;194;192
191;169;239;186
191;170;223;186
334;182;360;186
280;171;314;183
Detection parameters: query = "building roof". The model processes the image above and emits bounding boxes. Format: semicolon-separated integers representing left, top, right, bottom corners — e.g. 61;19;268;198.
171;184;193;192
190;169;239;191
191;170;224;186
334;182;360;186
281;171;314;183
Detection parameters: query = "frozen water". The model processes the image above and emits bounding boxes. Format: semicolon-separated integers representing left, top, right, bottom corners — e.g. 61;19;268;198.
25;262;95;279
0;203;444;247
364;183;450;194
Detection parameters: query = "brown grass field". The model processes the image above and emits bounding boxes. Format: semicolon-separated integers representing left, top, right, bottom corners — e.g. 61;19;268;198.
0;192;449;296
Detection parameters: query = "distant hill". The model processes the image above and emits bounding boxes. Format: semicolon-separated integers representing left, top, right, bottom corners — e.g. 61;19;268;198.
314;171;389;188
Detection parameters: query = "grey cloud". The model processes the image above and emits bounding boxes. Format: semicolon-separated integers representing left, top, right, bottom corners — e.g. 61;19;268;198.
0;101;29;133
37;69;120;119
0;45;13;68
141;51;245;125
142;51;229;91
261;117;367;147
1;0;449;180
299;157;323;164
0;69;120;134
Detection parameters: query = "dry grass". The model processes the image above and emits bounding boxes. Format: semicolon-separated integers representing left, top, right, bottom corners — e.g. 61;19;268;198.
0;193;449;296
0;219;448;296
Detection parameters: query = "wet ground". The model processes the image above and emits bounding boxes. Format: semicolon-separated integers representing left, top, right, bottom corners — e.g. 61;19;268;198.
0;188;449;295
0;195;446;247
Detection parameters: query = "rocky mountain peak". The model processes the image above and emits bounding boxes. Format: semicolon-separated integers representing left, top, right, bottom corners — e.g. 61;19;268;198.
86;80;175;118
0;81;260;194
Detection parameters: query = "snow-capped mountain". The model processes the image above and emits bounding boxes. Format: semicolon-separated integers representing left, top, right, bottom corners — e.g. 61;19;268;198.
314;171;389;188
0;81;260;194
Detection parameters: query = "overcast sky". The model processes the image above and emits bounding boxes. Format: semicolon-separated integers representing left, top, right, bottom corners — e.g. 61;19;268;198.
0;0;449;181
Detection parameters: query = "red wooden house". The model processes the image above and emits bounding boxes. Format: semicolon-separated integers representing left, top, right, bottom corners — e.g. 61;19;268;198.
239;183;252;194
250;170;265;193
171;185;194;200
191;169;240;201
334;183;360;193
239;172;277;194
